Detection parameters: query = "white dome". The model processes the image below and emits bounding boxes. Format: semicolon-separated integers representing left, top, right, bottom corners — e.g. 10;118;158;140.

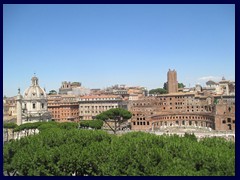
23;76;47;99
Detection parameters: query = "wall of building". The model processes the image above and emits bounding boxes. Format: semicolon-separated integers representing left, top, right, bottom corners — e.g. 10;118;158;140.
79;95;126;120
128;93;234;131
214;100;235;131
47;95;79;122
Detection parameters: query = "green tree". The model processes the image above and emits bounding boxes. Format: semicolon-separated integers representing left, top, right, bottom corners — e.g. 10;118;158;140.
48;90;57;95
163;82;185;91
149;88;167;95
95;108;132;134
79;120;103;129
3;126;235;176
163;82;167;90
178;83;185;88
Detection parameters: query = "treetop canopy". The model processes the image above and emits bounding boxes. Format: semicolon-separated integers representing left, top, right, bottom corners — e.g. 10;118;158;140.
95;108;132;121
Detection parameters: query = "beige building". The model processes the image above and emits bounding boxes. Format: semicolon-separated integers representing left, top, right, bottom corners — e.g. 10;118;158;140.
205;77;235;96
59;81;90;96
3;96;17;121
78;95;127;120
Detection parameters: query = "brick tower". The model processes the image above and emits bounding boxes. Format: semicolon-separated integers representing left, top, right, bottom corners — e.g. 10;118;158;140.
167;69;178;94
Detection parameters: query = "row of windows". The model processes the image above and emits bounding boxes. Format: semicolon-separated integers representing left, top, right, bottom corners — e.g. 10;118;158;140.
132;108;153;112
52;109;79;112
133;121;150;125
186;106;204;109
133;113;145;116
136;117;146;120
222;118;235;124
32;103;44;109
28;93;44;96
155;116;212;120
133;102;203;108
79;101;121;104
80;106;116;109
56;118;78;121
80;111;103;114
48;104;78;107
133;103;150;106
80;98;117;101
61;113;78;116
186;109;205;112
51;112;79;115
153;120;210;126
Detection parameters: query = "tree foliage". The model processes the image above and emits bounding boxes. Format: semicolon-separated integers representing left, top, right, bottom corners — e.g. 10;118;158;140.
4;123;18;129
4;128;235;176
149;88;167;95
79;120;103;129
178;83;185;88
48;90;57;95
95;108;132;134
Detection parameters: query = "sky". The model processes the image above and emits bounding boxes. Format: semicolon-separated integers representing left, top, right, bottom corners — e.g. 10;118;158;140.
3;4;235;97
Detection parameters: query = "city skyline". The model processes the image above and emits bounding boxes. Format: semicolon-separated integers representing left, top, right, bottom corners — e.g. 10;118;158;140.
3;4;235;97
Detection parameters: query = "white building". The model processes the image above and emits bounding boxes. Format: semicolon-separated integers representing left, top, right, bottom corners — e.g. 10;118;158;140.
78;95;127;120
17;75;51;124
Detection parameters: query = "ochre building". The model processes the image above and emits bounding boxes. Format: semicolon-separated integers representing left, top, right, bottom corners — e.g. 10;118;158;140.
47;94;79;122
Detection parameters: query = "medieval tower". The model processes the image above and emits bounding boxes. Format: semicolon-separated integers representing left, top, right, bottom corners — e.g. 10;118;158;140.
167;69;178;94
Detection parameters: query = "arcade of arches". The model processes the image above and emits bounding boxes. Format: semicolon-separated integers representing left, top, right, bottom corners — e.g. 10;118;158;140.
151;114;214;130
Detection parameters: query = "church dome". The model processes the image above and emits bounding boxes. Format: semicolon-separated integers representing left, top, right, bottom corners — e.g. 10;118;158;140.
23;75;47;100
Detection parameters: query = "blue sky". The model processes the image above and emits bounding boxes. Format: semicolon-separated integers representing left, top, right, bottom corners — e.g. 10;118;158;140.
3;4;235;97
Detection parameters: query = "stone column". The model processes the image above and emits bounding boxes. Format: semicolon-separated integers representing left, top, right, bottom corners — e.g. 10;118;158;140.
16;88;22;125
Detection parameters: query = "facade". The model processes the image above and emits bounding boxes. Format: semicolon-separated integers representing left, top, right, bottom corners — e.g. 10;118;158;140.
129;93;214;130
129;93;235;132
47;94;79;122
100;85;147;100
59;81;81;94
3;96;17;121
59;81;90;96
16;75;51;124
204;77;235;96
78;95;127;120
214;99;235;131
